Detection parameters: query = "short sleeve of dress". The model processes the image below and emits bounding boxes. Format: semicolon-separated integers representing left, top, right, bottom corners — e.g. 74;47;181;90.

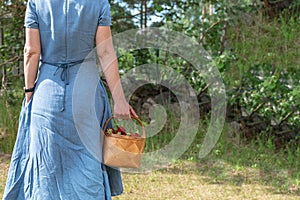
98;1;112;26
24;0;39;29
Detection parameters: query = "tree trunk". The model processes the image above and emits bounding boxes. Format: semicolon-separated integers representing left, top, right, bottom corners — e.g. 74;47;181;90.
144;0;147;28
201;3;207;42
140;1;144;28
209;3;213;15
0;20;6;90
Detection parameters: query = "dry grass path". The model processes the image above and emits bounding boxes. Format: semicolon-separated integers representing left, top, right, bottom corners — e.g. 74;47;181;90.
0;154;299;200
115;161;300;200
0;153;10;199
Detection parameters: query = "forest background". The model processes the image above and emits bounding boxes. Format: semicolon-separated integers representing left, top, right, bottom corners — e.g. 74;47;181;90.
0;0;300;199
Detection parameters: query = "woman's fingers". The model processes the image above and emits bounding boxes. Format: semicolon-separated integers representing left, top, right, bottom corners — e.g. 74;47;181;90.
113;104;138;120
25;92;33;103
129;106;138;118
114;113;131;120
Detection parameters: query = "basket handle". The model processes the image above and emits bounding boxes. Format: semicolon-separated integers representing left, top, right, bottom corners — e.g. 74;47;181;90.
102;115;146;138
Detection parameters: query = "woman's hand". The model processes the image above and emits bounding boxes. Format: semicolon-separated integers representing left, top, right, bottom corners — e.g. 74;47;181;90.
114;100;138;120
25;92;33;106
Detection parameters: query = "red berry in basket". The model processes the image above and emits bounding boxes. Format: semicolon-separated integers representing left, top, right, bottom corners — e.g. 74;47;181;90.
117;126;126;135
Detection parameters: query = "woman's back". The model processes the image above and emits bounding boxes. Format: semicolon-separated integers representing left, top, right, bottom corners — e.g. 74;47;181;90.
3;0;125;199
26;0;111;63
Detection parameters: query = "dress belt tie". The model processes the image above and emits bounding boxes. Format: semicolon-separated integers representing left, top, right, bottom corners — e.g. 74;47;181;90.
41;58;94;112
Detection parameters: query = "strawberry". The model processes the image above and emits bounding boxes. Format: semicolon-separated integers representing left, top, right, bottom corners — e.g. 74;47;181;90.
117;126;126;135
111;128;116;133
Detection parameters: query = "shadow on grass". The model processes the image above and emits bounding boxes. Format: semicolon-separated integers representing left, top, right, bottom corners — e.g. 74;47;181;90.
156;147;300;198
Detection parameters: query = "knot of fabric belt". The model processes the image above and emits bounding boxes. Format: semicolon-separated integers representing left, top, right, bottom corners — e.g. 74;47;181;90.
41;58;93;112
53;63;71;85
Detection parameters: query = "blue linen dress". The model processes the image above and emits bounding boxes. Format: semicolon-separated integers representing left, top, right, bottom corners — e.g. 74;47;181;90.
3;0;123;199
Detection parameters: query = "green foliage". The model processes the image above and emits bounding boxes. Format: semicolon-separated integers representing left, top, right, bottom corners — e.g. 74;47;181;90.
109;0;137;34
224;12;300;131
144;108;179;152
0;1;25;82
0;0;300;154
234;64;300;125
0;3;299;198
0;86;23;153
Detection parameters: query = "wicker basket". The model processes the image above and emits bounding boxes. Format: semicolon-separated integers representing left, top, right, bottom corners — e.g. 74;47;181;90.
102;115;146;168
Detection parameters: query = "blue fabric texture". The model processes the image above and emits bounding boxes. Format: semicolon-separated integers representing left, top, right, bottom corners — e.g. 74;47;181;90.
3;0;123;199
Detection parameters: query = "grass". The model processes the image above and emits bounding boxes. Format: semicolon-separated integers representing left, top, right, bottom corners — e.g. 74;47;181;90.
0;96;299;199
115;160;299;200
0;123;299;199
0;153;10;198
1;90;299;199
1;157;299;199
0;84;299;199
228;14;300;72
112;118;300;199
0;87;23;153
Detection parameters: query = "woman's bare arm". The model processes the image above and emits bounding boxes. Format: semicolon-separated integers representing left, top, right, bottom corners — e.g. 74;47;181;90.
95;26;137;119
24;28;41;103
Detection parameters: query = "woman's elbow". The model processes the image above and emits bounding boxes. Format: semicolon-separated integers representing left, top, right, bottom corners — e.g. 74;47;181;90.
24;45;41;59
98;48;116;62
